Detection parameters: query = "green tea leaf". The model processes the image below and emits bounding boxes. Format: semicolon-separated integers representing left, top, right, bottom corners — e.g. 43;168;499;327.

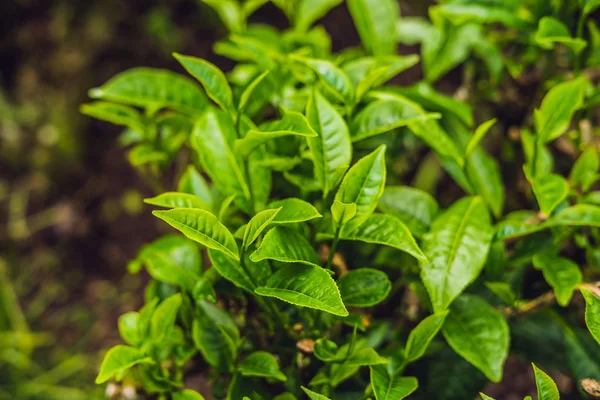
172;390;206;400
535;17;587;54
235;108;317;156
191;109;251;212
581;288;600;345
238;70;270;113
335;145;386;233
378;186;439;238
331;200;357;226
306;89;352;197
118;312;141;347
238;351;287;381
531;173;569;216
532;363;560;400
533;253;582;306
347;0;399;56
268;198;322;224
334;213;426;262
345;56;420;100
144;192;210;210
250;226;320;267
350;98;440;142
535;77;588;143
465;118;496;157
209;249;255;293
479;394;495;400
337;268;391;307
582;0;600;15
80;101;145;134
292;56;354;103
200;0;244;32
570;147;599;192
405;311;448;363
295;0;343;32
421;197;493;312
314;338;342;362
143;250;201;292
548;204;600;227
243;208;281;248
89;68;208;115
96;345;154;384
370;365;418;400
442;295;509;383
178;165;215;209
150;293;182;343
174;53;234;112
422;24;475;83
153;208;239;260
193;301;240;372
465;148;505;219
301;386;331;400
255;264;348;316
331;348;387;386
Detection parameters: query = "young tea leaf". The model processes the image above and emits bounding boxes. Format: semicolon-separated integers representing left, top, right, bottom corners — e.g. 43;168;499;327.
96;345;154;384
144;192;210;210
150;293;182;343
370;365;418;400
533;253;582;306
174;53;234;112
531;173;569;216
255;264;348;316
581;288;600;345
335;145;386;233
250;226;320;267
268;198;322;224
153;208;239;261
347;0;399;56
378;186;439;238
532;363;560;400
405;311;448;363
243;208;282;249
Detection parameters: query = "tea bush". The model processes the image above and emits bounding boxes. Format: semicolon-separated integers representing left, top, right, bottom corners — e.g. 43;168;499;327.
82;0;600;399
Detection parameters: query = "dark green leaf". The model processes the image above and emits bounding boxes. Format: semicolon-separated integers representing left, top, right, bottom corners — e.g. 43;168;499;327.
306;89;352;197
347;0;399;56
379;186;439;238
337;268;391;307
421;197;494;312
533;253;582;306
405;311;448;363
442;295;509;383
350;97;440;142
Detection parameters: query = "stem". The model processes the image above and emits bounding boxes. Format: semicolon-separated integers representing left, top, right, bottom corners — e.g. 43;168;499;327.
326;223;343;270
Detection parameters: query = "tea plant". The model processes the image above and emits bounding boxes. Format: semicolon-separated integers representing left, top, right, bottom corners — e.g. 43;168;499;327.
82;0;600;398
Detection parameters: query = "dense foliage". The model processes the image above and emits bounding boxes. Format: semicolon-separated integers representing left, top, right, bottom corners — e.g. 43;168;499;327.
83;0;600;399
